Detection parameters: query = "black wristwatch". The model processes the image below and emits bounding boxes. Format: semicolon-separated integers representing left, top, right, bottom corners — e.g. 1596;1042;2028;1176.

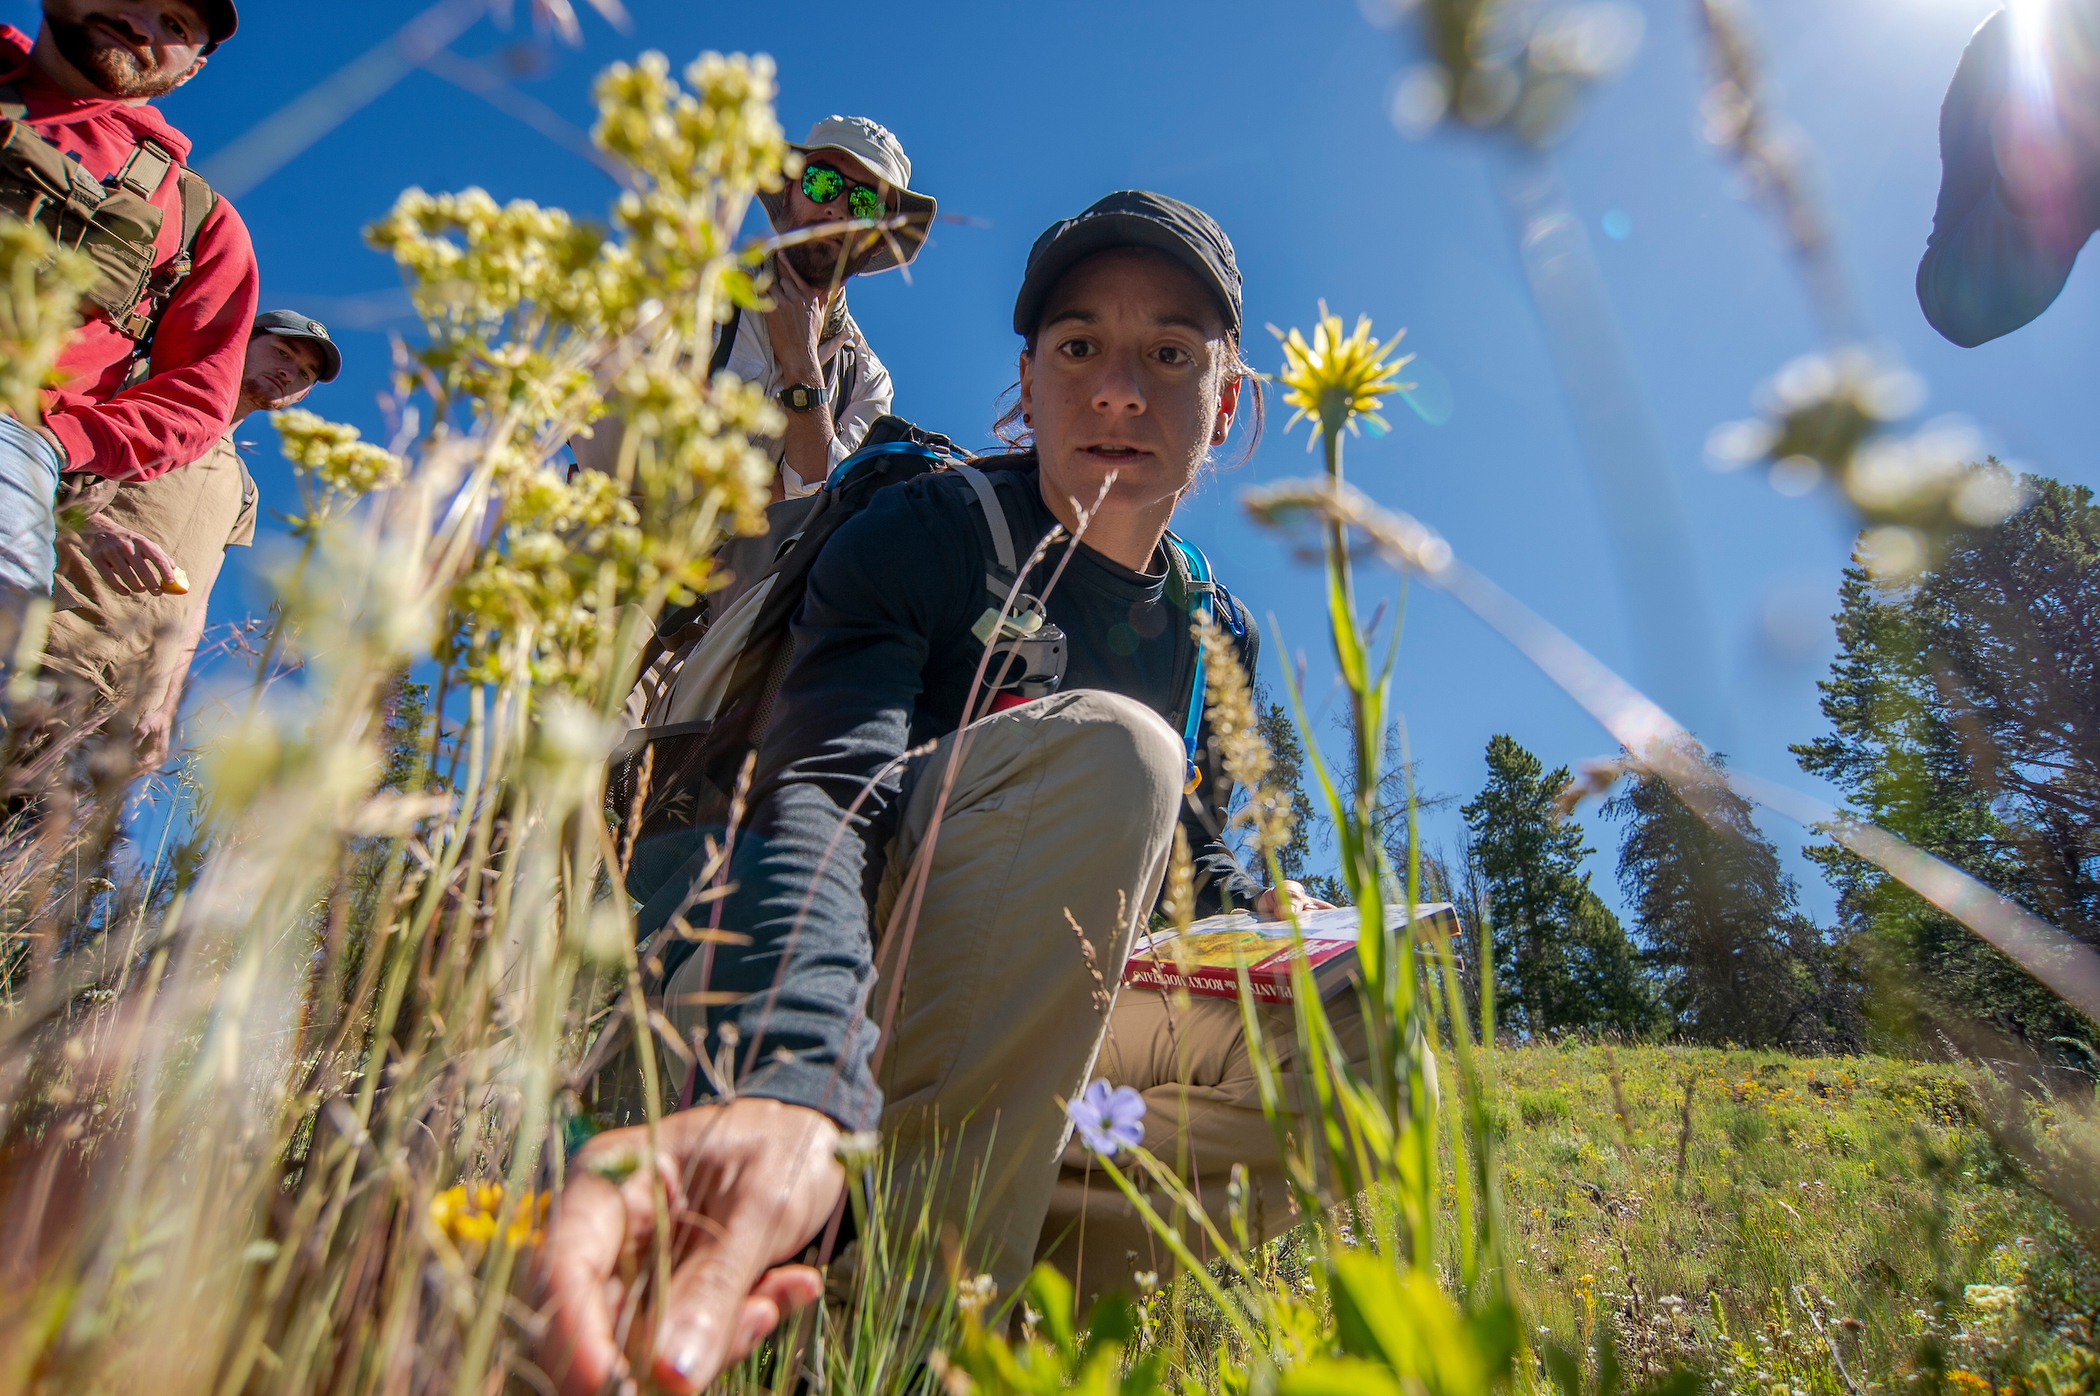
777;383;831;413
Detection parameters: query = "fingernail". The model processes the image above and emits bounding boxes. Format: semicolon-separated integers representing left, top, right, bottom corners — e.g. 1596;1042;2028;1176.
665;1342;704;1387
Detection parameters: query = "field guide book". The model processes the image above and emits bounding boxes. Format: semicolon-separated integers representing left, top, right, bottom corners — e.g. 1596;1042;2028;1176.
1123;903;1460;1004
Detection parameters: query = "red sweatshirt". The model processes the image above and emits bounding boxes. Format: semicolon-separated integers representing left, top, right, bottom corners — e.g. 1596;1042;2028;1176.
0;26;259;481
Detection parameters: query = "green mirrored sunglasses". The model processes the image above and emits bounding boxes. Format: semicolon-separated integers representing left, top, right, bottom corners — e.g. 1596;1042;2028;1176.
801;161;888;221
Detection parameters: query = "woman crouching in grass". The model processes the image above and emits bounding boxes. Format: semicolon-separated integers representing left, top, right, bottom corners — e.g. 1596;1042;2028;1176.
539;191;1352;1395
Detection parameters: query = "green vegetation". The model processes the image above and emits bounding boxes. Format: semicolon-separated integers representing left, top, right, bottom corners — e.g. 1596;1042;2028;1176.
1796;476;2100;1053
926;1042;2100;1396
1463;734;1658;1039
1476;1041;2096;1394
0;2;2096;1391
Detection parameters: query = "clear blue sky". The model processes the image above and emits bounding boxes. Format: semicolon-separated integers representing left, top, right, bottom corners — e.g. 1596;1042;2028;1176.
20;0;2093;922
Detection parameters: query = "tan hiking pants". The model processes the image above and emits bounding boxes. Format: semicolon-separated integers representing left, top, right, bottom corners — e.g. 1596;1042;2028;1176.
685;687;1381;1312
47;433;256;710
865;688;1389;1313
864;690;1185;1304
1036;988;1384;1306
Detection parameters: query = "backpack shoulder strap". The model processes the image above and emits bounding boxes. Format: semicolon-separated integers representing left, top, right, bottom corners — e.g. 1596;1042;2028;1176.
829;337;861;409
1164;531;1218;792
948;459;1019;581
118;165;217;367
707;304;742;377
174;166;216;253
111;139;174;198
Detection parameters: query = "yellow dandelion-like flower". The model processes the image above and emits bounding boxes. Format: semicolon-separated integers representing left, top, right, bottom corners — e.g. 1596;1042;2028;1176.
1271;301;1415;449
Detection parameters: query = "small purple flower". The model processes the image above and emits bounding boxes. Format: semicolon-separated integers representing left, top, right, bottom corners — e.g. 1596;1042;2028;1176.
1067;1079;1146;1155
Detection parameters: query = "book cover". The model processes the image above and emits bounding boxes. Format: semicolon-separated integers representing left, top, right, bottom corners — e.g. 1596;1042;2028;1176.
1122;903;1460;1004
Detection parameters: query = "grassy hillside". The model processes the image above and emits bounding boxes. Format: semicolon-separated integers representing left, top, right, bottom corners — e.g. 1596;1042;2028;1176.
1474;1042;2097;1394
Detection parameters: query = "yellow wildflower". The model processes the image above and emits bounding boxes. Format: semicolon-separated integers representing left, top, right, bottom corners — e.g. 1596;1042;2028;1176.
1271;301;1414;447
430;1180;548;1254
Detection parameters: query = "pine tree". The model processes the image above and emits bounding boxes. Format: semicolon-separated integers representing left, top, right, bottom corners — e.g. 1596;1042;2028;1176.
1461;734;1658;1036
1606;743;1854;1047
1794;474;2100;1045
1254;698;1316;884
1565;886;1668;1039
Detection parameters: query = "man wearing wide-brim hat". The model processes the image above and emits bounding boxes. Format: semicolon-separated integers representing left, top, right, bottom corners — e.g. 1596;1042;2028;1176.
746;113;934;497
576;115;935;502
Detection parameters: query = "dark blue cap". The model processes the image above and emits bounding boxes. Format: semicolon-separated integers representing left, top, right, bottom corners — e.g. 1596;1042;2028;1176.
1013;190;1243;338
198;0;238;54
252;309;340;383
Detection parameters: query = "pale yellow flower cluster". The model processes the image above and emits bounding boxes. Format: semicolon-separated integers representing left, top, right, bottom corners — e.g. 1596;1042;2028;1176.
368;188;619;413
429;1181;547;1253
609;353;781;540
355;50;790;691
448;464;643;681
1391;0;1646;146
0;219;93;425
594;51;790;315
272;408;405;499
1704;349;2026;578
1963;1283;2020;1316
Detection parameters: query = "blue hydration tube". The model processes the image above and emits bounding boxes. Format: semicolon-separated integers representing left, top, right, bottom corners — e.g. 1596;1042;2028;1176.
827;438;968;489
1168;532;1216;793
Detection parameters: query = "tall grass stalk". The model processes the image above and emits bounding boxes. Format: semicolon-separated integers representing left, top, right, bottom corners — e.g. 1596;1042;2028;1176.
0;49;802;1395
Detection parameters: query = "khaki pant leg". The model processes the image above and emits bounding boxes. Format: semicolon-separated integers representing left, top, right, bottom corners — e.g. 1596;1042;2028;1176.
46;441;244;710
1038;984;1424;1306
870;690;1185;1308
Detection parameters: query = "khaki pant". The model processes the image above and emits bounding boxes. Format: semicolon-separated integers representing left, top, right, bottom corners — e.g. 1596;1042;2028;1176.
1037;985;1403;1305
667;689;1381;1310
45;433;255;711
863;690;1184;1304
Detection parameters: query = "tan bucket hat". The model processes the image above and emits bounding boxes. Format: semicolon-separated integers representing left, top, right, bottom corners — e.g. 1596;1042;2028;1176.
758;115;936;274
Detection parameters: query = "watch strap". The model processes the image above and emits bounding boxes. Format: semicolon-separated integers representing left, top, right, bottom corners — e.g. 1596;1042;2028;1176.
778;382;832;412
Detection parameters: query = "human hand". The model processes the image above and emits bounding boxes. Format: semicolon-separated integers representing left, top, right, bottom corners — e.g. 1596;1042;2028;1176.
133;695;177;769
1254;880;1338;921
75;516;184;596
762;249;829;380
536;1097;845;1396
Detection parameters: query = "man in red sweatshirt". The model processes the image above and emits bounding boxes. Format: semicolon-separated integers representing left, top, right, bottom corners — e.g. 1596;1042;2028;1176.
0;1;255;660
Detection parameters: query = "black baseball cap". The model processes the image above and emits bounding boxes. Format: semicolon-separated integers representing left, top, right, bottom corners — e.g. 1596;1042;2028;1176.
1012;190;1243;339
253;309;340;383
196;0;238;54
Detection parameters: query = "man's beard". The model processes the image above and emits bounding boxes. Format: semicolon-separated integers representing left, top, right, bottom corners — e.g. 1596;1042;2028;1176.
239;381;300;415
46;14;190;98
781;227;878;288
